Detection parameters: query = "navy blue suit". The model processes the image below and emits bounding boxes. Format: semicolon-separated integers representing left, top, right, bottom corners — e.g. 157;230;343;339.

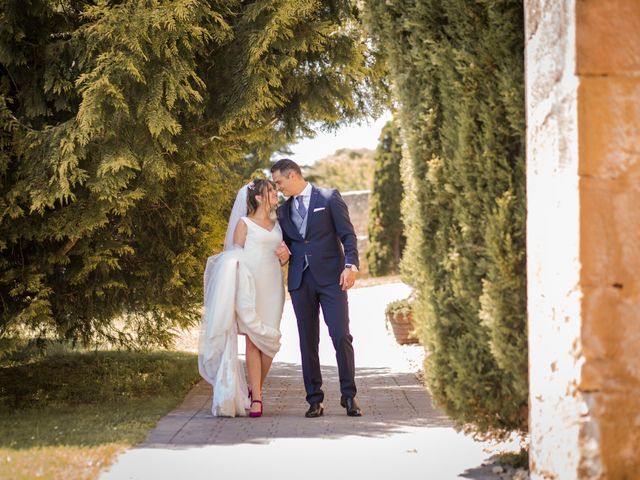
277;185;359;404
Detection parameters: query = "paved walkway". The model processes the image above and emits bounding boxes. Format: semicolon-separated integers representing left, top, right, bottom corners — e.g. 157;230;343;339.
101;283;518;480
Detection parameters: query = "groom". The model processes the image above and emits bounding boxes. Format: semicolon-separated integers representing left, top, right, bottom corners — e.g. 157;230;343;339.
271;158;362;418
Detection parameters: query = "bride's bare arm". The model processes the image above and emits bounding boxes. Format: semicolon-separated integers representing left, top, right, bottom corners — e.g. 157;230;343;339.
233;219;247;248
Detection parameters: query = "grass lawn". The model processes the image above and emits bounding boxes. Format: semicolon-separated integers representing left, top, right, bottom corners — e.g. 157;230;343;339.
0;350;200;480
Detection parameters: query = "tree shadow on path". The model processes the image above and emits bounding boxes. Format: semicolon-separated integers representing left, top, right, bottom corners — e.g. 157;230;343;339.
142;361;453;448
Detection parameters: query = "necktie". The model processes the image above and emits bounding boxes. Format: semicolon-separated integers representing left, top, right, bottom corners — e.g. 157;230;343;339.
296;195;307;219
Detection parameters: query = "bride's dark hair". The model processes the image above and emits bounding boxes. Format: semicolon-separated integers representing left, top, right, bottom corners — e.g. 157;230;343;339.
246;178;275;215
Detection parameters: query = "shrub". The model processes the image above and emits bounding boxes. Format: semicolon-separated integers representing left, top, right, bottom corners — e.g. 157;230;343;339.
364;0;528;438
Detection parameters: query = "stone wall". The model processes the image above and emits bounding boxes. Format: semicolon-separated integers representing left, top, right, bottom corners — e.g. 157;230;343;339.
526;0;640;478
576;1;640;477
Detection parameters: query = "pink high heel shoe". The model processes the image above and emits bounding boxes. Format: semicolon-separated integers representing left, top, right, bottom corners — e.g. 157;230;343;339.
249;400;263;418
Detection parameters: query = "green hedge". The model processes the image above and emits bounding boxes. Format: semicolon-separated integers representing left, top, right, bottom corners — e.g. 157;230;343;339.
364;0;527;437
367;120;405;276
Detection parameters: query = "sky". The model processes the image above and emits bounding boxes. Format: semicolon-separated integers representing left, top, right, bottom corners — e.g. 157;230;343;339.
285;111;392;166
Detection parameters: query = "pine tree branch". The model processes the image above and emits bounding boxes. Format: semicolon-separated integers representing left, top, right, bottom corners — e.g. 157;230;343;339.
2;65;20;93
8;113;36;132
8;114;74;134
57;237;79;257
0;294;8;328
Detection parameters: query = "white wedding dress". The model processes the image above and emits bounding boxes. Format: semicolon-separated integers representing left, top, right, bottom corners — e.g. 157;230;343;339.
198;216;285;417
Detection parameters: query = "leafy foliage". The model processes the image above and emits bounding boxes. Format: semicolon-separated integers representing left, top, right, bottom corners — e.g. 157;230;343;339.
366;120;404;276
384;297;412;317
0;0;384;349
364;0;527;437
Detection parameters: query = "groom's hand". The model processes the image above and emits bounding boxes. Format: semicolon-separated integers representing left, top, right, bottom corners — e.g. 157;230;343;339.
276;241;290;264
340;268;357;291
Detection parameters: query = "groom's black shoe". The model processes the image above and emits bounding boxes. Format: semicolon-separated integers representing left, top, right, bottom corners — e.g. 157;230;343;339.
305;402;324;418
340;396;362;417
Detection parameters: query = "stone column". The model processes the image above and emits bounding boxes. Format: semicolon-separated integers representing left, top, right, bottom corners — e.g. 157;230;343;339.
526;1;640;478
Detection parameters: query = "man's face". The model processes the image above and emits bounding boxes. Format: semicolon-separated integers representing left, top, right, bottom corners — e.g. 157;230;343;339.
271;170;294;197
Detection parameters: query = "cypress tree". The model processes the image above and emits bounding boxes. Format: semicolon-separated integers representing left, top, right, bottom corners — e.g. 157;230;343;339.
367;120;405;276
0;0;383;349
364;0;527;437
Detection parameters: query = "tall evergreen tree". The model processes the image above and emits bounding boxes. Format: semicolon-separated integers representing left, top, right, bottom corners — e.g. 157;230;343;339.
364;0;527;437
367;120;404;276
0;0;384;349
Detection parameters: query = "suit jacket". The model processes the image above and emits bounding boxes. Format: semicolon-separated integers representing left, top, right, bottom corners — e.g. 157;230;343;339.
277;185;359;291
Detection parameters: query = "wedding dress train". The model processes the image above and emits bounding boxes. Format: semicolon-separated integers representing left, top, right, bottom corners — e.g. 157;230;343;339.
198;217;285;417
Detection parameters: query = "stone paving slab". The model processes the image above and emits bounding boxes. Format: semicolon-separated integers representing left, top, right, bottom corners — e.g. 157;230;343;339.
101;283;517;480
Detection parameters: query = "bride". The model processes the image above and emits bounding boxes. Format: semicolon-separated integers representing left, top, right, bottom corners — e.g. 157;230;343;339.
198;178;289;417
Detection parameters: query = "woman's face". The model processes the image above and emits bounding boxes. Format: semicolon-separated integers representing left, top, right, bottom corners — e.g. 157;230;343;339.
260;183;279;209
267;183;279;208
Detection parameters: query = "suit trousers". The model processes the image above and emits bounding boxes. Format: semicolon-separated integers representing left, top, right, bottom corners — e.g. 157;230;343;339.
290;268;357;404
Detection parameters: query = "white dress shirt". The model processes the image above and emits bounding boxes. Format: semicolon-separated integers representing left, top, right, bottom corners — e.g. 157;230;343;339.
293;182;312;212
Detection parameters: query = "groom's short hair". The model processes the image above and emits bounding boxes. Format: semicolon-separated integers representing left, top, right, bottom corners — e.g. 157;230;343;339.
271;158;302;177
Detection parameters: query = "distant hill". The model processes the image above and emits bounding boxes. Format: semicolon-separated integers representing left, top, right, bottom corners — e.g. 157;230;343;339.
303;148;375;192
